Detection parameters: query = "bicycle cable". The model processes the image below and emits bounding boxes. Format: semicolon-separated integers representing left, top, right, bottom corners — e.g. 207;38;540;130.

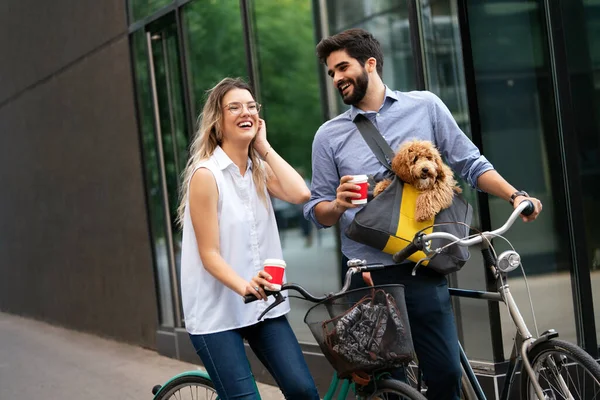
410;223;542;338
482;233;540;338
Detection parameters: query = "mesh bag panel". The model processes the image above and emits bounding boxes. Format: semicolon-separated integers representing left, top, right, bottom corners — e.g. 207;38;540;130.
304;284;414;378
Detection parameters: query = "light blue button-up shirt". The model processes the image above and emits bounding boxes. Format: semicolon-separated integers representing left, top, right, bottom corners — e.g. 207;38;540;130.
303;87;494;265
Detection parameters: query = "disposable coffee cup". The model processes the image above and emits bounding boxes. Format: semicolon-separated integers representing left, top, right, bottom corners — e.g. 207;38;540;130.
349;175;368;205
263;258;286;291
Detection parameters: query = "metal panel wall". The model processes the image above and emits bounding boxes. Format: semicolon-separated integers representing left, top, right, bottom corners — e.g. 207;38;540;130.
0;1;158;348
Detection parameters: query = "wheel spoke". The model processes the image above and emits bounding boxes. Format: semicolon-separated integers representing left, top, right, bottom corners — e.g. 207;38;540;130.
526;342;600;400
155;379;219;400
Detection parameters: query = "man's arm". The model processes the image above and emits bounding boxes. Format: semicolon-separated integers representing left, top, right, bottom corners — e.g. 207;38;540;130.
304;127;358;228
427;92;543;221
476;169;543;222
313;176;362;226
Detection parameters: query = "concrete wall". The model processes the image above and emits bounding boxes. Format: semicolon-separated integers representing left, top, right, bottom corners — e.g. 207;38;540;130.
0;0;158;348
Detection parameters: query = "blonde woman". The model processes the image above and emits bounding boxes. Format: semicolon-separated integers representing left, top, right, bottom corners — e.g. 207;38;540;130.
178;77;318;400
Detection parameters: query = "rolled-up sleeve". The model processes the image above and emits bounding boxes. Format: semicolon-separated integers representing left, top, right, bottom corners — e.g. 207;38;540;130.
303;128;339;229
427;92;494;189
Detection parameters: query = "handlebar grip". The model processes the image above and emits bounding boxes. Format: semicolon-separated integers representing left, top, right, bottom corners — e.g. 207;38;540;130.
243;294;259;303
521;200;535;217
243;289;277;303
392;241;420;264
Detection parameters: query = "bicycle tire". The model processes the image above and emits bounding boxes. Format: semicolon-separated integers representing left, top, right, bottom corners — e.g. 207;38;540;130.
366;378;427;399
153;375;218;400
520;338;600;400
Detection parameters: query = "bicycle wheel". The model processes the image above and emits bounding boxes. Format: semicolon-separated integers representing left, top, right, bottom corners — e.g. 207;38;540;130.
366;378;427;399
521;338;600;400
153;375;218;400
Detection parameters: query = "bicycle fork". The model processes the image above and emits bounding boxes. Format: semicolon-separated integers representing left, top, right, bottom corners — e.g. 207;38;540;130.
501;284;557;400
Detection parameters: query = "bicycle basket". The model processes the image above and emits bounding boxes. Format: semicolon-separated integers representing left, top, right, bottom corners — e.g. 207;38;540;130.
304;284;414;378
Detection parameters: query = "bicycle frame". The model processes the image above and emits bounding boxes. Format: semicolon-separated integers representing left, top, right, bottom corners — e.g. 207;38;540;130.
450;282;557;400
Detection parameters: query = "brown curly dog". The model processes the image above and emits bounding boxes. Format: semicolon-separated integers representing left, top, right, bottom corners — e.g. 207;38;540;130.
374;140;462;222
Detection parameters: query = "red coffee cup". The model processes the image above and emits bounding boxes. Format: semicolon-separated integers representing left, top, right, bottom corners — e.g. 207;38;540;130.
349;175;368;205
263;258;286;291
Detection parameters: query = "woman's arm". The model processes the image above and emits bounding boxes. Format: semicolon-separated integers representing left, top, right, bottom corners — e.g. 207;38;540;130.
253;119;310;204
189;168;272;299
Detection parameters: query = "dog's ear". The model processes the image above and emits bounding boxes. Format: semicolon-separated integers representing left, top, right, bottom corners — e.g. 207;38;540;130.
392;148;412;182
435;156;446;181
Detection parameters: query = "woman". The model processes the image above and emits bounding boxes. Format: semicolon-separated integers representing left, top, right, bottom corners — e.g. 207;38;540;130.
178;77;319;400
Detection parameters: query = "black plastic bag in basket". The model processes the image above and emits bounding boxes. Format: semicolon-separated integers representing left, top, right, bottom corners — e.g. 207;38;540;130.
323;288;413;375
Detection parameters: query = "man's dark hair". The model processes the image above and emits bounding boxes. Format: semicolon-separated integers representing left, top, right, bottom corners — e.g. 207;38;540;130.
316;28;384;77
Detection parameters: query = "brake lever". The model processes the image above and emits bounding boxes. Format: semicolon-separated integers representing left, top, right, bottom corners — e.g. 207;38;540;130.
411;237;436;276
257;292;286;321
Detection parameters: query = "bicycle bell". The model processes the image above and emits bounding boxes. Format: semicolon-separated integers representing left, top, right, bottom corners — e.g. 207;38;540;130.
496;250;521;273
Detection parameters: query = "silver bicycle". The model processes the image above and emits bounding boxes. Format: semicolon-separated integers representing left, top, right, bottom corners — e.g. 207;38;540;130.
382;200;600;399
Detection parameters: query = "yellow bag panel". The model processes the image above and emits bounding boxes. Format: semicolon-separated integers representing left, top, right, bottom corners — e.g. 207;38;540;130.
382;184;433;264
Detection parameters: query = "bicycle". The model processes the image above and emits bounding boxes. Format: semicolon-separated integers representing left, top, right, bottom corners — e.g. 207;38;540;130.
388;199;600;399
150;265;426;399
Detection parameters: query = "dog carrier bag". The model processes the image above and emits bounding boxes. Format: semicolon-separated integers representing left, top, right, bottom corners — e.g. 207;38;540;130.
344;114;473;275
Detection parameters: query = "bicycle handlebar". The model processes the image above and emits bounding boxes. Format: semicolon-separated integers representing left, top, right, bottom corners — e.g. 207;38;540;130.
245;200;535;307
392;200;535;264
242;262;390;304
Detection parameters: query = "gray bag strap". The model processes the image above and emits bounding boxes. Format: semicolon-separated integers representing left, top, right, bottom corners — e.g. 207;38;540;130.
353;114;395;172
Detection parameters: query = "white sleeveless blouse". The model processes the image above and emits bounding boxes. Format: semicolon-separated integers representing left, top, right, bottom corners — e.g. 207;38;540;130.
180;146;290;335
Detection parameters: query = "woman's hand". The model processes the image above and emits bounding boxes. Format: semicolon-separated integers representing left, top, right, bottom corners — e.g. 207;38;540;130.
253;118;270;158
243;270;275;301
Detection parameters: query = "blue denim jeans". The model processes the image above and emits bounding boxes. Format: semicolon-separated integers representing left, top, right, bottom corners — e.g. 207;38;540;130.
189;315;319;400
342;256;461;400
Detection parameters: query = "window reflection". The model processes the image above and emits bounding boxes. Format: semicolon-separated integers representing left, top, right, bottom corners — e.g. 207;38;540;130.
131;29;175;327
182;0;247;118
129;0;173;23
418;0;490;360
568;0;600;346
147;21;190;327
251;0;329;343
467;1;576;354
326;2;415;96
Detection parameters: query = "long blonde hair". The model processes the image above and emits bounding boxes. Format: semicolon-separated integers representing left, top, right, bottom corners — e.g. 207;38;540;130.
177;77;268;227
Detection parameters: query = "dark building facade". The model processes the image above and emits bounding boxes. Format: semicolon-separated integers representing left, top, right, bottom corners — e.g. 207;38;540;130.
1;0;598;397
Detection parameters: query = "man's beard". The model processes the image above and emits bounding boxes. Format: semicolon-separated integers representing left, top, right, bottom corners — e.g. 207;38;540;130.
339;70;369;105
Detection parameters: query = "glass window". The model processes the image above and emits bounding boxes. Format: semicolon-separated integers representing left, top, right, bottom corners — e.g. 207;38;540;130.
326;0;406;32
147;18;190;327
563;1;600;344
182;0;248;118
418;0;491;360
251;0;328;343
275;0;416;343
326;1;416;95
131;29;175;327
466;1;577;357
129;0;173;24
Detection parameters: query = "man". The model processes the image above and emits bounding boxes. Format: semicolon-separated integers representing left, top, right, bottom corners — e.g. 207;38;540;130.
303;28;542;399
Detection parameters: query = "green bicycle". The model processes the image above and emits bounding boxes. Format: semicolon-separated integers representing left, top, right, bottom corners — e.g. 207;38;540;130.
151;266;426;400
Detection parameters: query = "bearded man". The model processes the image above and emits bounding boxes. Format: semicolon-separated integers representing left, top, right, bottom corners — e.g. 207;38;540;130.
303;28;542;400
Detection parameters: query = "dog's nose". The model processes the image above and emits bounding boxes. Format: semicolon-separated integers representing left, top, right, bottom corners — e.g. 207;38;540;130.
422;167;429;173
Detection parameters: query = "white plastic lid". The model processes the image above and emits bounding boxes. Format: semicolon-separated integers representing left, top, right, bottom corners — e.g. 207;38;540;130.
349;174;368;183
263;258;286;268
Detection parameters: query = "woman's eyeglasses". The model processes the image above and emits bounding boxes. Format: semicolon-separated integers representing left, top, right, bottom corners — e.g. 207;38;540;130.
224;101;261;115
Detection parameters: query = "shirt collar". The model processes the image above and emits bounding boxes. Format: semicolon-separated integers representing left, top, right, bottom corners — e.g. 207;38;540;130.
349;86;399;121
213;145;253;172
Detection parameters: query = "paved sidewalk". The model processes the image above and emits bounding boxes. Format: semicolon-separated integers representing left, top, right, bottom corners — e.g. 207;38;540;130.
0;312;284;399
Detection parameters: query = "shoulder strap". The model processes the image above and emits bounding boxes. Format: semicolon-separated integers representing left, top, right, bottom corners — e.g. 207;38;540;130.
353;114;394;172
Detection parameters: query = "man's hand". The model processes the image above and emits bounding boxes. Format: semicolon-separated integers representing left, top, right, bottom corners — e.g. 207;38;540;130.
335;175;364;211
314;175;368;227
514;196;542;222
